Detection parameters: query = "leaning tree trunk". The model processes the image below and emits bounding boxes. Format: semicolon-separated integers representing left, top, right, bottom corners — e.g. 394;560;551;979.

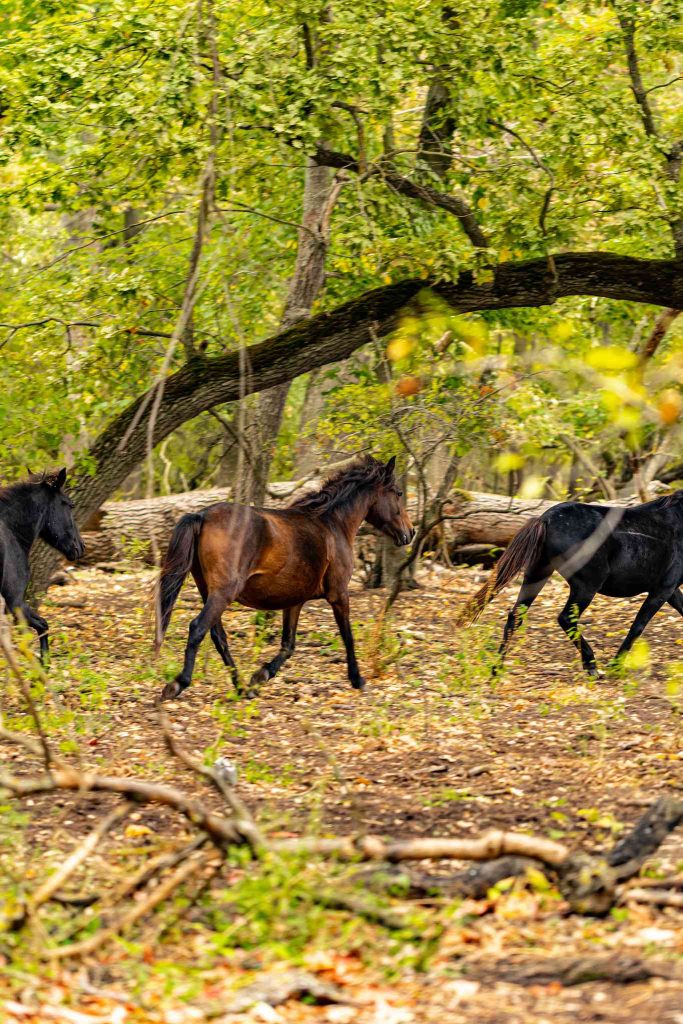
234;159;339;504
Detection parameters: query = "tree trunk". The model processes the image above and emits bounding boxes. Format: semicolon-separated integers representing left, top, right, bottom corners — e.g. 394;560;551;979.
235;159;338;503
28;252;682;595
417;79;457;180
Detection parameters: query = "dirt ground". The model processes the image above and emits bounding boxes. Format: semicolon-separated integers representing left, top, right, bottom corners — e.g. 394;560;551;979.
3;561;683;1023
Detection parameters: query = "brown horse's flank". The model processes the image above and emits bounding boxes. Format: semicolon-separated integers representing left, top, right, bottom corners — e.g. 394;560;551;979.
156;456;414;700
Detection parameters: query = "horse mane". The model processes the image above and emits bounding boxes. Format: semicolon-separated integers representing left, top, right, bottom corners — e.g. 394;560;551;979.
0;471;60;507
288;456;389;517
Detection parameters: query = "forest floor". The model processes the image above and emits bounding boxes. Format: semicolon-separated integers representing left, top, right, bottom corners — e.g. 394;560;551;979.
3;562;683;1023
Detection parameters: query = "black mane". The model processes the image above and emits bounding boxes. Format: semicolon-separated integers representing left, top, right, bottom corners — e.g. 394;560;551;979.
0;471;60;510
288;456;389;517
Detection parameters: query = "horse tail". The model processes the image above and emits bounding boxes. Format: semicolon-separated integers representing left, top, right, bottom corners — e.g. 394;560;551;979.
457;517;547;626
155;512;204;650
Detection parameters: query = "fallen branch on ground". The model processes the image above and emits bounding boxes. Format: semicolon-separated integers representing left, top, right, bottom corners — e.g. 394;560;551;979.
4;691;683;955
463;953;683;986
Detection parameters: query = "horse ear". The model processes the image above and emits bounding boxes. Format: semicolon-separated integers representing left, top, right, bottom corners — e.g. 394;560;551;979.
54;467;67;490
384;455;397;478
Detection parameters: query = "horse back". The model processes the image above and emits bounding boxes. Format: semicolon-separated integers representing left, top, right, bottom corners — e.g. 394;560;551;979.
542;500;683;596
197;502;331;608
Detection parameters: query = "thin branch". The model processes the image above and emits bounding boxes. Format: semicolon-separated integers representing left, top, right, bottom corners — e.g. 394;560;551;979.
23;210;190;283
273;831;569;867
487;119;555;238
157;705;263;852
47;848;213;959
0;767;246;847
313;144;488;248
622;887;683;909
638;307;681;362
560;434;616;500
0;604;54;769
617;13;658;138
0;319;101;351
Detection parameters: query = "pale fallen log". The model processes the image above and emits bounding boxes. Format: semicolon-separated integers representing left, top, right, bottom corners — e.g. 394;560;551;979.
443;482;667;550
80;487;231;564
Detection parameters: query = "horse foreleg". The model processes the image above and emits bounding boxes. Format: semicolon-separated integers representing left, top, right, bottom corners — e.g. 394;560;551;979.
16;603;49;665
668;589;683;618
249;603;303;691
160;592;229;701
613;589;671;663
494;570;550;676
557;583;598;676
328;593;365;691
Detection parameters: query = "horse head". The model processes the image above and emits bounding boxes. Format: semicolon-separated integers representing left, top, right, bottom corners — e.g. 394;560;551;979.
365;456;415;547
39;468;86;562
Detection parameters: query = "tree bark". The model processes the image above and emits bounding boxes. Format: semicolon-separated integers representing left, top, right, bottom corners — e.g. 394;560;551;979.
29;251;683;594
235;161;339;504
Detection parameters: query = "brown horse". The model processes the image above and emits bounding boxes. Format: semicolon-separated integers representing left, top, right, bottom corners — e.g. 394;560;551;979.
156;455;414;701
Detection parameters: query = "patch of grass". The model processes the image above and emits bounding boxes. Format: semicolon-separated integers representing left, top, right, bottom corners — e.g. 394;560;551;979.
421;787;473;808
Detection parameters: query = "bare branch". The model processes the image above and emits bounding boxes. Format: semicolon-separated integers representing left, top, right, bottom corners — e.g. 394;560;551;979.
313;143;488;248
616;13;658;138
638;307;681;362
23;803;131;919
157;704;263;852
47;847;213;959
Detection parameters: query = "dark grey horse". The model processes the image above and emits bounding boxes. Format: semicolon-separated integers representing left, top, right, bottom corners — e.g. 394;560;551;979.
0;469;85;660
460;491;683;674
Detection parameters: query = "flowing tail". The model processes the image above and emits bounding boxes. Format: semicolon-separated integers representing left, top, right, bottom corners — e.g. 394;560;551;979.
155;512;204;650
457;517;547;625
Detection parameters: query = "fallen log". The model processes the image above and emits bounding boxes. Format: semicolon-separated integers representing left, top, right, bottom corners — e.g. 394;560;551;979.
80;487;231;564
442;483;668;550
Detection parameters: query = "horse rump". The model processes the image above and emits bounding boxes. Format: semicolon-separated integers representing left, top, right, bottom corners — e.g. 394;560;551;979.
155;512;204;650
457;516;547;625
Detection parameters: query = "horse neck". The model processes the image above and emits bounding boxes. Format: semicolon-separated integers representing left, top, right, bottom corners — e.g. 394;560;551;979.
327;489;373;543
0;488;46;550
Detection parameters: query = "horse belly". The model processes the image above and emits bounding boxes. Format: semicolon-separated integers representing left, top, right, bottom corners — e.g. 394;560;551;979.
599;535;673;598
239;567;324;610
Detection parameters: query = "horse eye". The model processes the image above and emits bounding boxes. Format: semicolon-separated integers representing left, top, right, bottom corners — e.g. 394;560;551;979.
397;489;403;497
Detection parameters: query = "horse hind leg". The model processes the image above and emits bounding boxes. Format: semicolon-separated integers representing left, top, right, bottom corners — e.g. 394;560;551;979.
249;603;303;692
160;588;235;702
557;581;599;676
191;563;241;694
612;587;672;663
667;589;683;619
493;567;550;676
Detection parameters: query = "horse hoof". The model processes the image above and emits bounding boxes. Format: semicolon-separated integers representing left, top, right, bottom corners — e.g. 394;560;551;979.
249;668;270;688
160;680;184;701
350;676;366;691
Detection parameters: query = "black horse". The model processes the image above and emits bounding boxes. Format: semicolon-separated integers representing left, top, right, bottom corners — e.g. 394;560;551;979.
459;491;683;674
0;469;85;661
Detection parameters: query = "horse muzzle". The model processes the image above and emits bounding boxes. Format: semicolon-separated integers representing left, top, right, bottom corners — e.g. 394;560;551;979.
70;539;86;562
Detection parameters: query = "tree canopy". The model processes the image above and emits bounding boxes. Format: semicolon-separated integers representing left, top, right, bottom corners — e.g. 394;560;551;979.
1;0;682;520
